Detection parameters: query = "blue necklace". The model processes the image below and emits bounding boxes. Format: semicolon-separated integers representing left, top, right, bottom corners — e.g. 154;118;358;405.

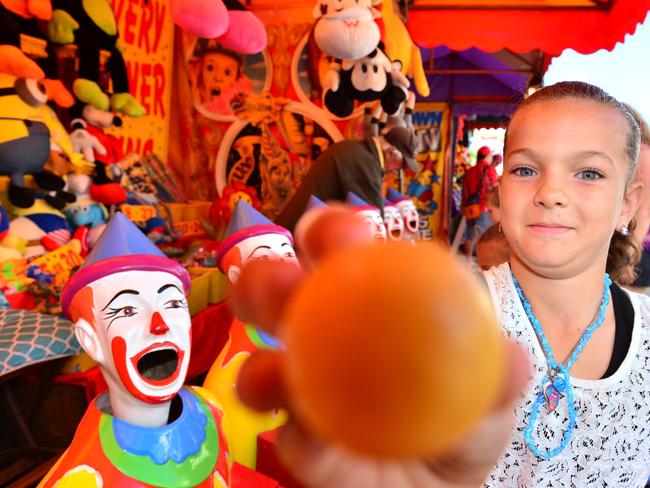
511;271;611;459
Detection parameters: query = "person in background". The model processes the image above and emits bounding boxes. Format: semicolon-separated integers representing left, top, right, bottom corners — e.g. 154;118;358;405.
275;127;420;233
486;186;501;225
476;223;510;271
462;146;498;256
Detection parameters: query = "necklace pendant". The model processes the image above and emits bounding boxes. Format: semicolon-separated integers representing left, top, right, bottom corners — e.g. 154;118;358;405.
543;382;562;414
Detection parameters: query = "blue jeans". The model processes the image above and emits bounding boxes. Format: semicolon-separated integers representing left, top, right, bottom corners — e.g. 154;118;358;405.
465;211;492;242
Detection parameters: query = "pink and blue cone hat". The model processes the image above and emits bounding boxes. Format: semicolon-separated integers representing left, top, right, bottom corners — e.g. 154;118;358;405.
387;188;410;205
216;200;293;271
61;212;191;318
346;192;380;213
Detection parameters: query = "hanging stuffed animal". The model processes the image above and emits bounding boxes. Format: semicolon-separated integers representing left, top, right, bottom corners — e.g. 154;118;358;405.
0;0;75;106
170;0;267;54
47;0;145;117
378;0;430;97
0;73;77;209
69;103;127;206
312;0;380;61
323;42;409;118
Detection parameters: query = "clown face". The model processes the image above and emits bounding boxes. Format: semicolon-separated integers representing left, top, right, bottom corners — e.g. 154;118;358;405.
396;199;419;235
357;209;387;242
226;232;298;284
84;270;191;404
383;204;404;241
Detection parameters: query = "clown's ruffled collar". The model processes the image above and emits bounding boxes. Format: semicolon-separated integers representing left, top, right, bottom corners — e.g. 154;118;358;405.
96;387;220;486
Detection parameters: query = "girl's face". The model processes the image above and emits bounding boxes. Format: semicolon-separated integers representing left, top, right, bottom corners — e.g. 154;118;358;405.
500;98;642;279
201;52;240;98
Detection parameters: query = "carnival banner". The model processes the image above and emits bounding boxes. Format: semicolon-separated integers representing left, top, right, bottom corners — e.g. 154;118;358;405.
108;0;175;158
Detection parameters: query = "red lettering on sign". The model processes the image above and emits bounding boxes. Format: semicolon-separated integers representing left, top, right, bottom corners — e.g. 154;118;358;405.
154;63;165;117
138;0;153;53
123;0;137;45
140;63;152;113
153;1;166;53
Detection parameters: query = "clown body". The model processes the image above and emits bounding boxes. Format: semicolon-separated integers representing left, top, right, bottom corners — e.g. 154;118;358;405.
41;213;232;486
383;200;404;241
203;200;294;469
39;387;230;488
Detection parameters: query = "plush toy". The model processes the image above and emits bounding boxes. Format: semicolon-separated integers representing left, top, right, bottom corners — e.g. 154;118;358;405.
41;213;231;487
346;191;386;241
171;0;267;54
379;0;430;97
70;103;127;206
387;187;419;243
312;0;380;61
323;43;409;118
9;199;72;257
63;173;108;247
0;73;79;209
0;0;75;106
204;200;292;469
0;203;23;261
48;0;145;117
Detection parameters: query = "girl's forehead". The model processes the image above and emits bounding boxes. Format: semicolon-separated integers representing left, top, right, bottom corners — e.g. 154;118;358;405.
506;99;629;157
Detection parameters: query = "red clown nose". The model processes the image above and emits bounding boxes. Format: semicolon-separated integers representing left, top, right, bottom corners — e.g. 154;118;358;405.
150;312;170;335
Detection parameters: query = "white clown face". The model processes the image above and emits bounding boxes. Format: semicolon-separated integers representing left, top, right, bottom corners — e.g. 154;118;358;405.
383;205;404;241
357;209;387;242
396;200;419;234
227;232;298;284
87;271;191;404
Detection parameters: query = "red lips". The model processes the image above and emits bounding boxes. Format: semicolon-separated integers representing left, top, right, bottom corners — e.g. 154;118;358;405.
130;342;185;387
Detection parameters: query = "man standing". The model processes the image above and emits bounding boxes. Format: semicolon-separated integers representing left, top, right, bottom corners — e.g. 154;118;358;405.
275;127;419;232
461;146;497;256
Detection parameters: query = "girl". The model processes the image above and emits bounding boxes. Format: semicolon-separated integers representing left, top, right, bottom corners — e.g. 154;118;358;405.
229;81;650;487
484;81;650;486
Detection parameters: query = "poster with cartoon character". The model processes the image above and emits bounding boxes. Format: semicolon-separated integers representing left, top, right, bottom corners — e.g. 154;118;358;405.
399;102;450;240
187;38;271;119
215;92;342;220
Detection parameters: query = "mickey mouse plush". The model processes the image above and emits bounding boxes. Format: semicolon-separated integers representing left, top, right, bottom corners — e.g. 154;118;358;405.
323;42;409;118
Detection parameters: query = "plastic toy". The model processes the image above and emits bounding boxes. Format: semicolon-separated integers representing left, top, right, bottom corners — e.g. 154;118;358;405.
388;187;419;242
41;212;231;487
204;199;294;468
382;198;404;241
346;191;386;241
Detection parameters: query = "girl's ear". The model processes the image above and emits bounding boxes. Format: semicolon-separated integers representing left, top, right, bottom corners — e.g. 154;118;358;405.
620;180;644;229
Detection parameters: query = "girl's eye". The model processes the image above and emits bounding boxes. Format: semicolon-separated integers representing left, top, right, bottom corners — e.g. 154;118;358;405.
512;166;536;177
577;169;603;180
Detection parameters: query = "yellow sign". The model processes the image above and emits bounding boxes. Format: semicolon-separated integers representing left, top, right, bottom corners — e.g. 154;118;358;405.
174;219;205;236
32;240;84;287
107;0;175;157
121;204;157;223
407;102;451;239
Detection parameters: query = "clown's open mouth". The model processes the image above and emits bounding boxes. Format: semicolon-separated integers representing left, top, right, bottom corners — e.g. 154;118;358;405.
408;220;418;231
391;228;402;239
134;346;181;382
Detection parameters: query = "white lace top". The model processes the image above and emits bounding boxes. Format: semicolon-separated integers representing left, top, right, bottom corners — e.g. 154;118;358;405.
483;263;650;487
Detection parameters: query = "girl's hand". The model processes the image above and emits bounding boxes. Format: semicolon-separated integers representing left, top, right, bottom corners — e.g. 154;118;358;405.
233;208;530;488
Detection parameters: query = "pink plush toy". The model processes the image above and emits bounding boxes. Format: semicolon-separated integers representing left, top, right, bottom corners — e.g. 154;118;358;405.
170;0;267;55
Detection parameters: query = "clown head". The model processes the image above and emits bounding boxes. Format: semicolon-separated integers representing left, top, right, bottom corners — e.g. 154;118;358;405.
383;200;404;241
388;188;419;243
61;213;192;423
217;200;297;284
346;192;386;242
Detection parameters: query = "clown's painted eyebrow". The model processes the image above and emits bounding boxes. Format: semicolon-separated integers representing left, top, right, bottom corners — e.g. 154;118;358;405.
281;242;291;247
248;245;271;258
158;284;183;295
102;290;139;311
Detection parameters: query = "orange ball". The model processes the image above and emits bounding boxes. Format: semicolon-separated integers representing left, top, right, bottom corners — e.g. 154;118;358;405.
281;241;505;459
